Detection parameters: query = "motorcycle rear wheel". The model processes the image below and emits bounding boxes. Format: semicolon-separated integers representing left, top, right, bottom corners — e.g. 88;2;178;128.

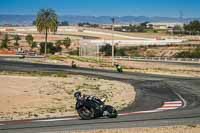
77;107;95;120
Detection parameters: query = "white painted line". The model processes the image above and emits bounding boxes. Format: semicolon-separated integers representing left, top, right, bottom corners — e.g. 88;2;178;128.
119;109;161;116
172;91;187;108
119;100;183;116
33;117;78;122
162;104;182;107
164;101;182;104
158;107;179;110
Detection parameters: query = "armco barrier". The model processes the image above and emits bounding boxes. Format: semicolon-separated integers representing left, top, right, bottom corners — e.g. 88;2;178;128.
115;56;200;64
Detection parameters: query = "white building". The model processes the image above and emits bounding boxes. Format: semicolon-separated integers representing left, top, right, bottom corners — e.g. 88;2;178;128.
147;22;184;30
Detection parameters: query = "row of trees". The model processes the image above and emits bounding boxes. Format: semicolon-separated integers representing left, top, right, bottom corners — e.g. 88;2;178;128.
0;33;71;54
115;22;149;32
40;37;71;54
78;22;99;28
173;20;200;35
0;34;22;49
0;34;37;49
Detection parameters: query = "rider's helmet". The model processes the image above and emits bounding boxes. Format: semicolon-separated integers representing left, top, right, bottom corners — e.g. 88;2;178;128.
74;91;81;99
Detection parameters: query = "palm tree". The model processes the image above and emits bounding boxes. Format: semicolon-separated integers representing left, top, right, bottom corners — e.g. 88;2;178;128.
35;9;58;55
13;34;21;48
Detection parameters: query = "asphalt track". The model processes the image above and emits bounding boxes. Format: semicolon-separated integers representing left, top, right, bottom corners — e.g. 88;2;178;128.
0;59;200;133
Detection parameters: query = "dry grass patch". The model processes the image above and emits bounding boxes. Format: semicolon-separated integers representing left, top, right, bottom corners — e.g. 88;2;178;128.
0;74;135;121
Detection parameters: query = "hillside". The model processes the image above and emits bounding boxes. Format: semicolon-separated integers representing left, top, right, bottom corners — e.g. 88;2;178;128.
0;15;200;25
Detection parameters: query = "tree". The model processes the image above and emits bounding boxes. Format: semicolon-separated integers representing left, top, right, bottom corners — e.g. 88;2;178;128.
175;47;200;58
100;43;126;56
13;34;21;47
60;21;69;26
25;34;34;46
55;40;62;46
184;20;200;35
100;44;112;56
31;42;38;48
40;42;61;54
1;34;9;49
63;37;71;48
148;24;154;29
173;25;184;34
115;48;127;56
140;21;149;28
137;25;145;32
36;8;59;55
55;40;62;51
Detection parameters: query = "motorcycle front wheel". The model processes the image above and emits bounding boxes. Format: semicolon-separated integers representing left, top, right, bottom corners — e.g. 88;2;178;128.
104;105;118;118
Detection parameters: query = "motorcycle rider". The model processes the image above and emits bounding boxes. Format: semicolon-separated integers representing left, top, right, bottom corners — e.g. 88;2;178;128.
74;91;104;105
74;91;115;118
72;61;77;68
74;91;117;118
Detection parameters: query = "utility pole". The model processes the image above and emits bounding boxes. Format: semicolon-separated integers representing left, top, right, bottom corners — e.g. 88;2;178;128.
96;43;100;62
79;45;81;56
111;17;115;66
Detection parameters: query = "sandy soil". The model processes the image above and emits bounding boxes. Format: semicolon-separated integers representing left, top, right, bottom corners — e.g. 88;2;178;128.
70;125;200;133
0;74;135;121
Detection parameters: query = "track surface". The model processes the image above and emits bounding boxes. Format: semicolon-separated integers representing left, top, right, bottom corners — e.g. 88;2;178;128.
0;59;200;133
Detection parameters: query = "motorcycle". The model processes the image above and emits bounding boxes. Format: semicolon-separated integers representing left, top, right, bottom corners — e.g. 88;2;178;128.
75;97;118;120
115;64;123;73
72;61;77;68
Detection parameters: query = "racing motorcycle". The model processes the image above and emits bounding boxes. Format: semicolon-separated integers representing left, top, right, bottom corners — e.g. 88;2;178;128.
115;64;123;73
75;97;118;120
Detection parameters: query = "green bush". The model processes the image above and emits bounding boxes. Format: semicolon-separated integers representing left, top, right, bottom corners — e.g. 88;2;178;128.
175;47;200;58
100;44;112;56
115;48;127;56
100;44;127;56
40;42;62;54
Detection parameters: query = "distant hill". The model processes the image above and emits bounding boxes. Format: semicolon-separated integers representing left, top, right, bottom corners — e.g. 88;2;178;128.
0;14;200;25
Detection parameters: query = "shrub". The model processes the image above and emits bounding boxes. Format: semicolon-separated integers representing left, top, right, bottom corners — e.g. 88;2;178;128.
175;47;200;58
40;42;62;54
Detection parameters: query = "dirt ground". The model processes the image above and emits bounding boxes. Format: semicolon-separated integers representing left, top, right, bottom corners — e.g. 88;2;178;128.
70;125;200;133
0;74;135;121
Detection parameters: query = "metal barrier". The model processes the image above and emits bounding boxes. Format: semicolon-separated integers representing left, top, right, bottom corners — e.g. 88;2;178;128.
0;55;45;59
115;56;200;64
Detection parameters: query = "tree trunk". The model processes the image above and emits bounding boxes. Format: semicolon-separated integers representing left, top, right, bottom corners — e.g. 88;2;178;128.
45;28;48;56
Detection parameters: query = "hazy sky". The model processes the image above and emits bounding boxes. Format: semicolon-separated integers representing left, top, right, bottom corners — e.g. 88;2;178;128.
0;0;199;17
